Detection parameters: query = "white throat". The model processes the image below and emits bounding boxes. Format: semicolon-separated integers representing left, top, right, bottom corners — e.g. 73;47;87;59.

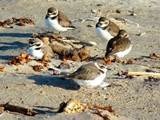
27;47;44;60
45;17;73;32
96;27;113;41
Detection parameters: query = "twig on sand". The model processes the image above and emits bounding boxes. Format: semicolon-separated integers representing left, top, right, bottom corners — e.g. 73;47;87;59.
127;71;160;78
0;103;37;116
114;17;140;28
72;17;99;23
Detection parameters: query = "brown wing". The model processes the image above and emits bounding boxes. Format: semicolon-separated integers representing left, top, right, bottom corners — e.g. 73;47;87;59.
107;21;120;36
106;37;131;56
68;63;101;80
58;11;74;27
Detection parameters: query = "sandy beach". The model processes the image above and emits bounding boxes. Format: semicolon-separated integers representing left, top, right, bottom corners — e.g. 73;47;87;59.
0;0;160;120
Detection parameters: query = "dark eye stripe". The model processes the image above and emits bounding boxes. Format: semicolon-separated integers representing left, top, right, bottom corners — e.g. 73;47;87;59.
35;47;41;50
50;16;57;20
35;43;41;46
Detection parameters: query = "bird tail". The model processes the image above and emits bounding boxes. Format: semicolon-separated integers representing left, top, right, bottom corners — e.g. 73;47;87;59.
88;41;97;46
69;25;76;29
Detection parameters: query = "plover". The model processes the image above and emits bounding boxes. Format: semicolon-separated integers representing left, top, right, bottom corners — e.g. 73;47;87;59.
27;38;44;60
45;7;76;32
49;62;109;88
96;17;120;41
105;29;133;59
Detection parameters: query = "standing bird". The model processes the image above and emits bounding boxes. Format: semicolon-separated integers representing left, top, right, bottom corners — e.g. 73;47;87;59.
45;7;76;33
96;17;120;41
105;30;133;59
49;62;109;88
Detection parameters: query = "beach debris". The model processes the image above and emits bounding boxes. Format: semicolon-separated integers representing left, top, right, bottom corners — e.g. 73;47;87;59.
32;32;63;41
96;4;103;7
57;99;118;120
0;106;4;114
122;58;136;64
48;67;61;75
90;105;116;120
127;71;160;78
145;76;160;82
9;53;31;65
41;53;51;63
145;69;158;73
91;9;97;14
128;10;137;16
143;77;160;89
0;103;37;116
58;61;71;69
37;35;91;61
117;71;134;79
32;65;44;72
104;57;113;65
13;17;35;26
57;99;114;113
114;17;140;28
0;18;14;28
0;65;5;72
62;47;91;62
31;32;95;62
104;56;129;64
0;17;34;28
136;32;146;36
57;99;87;113
115;9;121;14
86;24;94;27
149;52;160;59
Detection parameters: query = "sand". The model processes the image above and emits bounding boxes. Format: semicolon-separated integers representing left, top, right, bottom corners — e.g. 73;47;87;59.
0;0;160;120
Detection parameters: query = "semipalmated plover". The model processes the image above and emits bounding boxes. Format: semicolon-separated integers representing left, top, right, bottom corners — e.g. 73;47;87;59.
105;30;132;58
49;63;108;88
45;7;76;32
96;17;120;41
27;38;44;60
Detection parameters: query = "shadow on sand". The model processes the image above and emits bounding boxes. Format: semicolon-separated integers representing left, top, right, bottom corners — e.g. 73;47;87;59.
0;32;32;38
0;55;15;61
0;41;28;51
28;75;80;90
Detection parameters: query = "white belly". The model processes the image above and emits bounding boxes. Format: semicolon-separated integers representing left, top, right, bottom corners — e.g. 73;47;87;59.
115;44;133;58
45;18;69;32
27;48;44;60
75;73;107;88
96;27;113;41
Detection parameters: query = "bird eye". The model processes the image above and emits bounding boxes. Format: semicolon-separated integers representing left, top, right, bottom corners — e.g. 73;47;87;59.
35;47;41;50
53;12;57;15
48;68;53;71
35;43;41;46
100;65;105;69
29;41;34;44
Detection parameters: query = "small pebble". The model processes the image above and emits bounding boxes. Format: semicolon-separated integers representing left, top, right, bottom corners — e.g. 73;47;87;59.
116;9;121;13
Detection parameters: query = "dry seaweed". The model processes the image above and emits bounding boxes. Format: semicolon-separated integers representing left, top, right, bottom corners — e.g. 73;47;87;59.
0;17;34;28
13;17;35;26
57;99;87;114
32;65;44;72
57;99;117;120
149;52;160;59
0;103;37;116
9;53;31;65
116;71;134;79
0;65;5;72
